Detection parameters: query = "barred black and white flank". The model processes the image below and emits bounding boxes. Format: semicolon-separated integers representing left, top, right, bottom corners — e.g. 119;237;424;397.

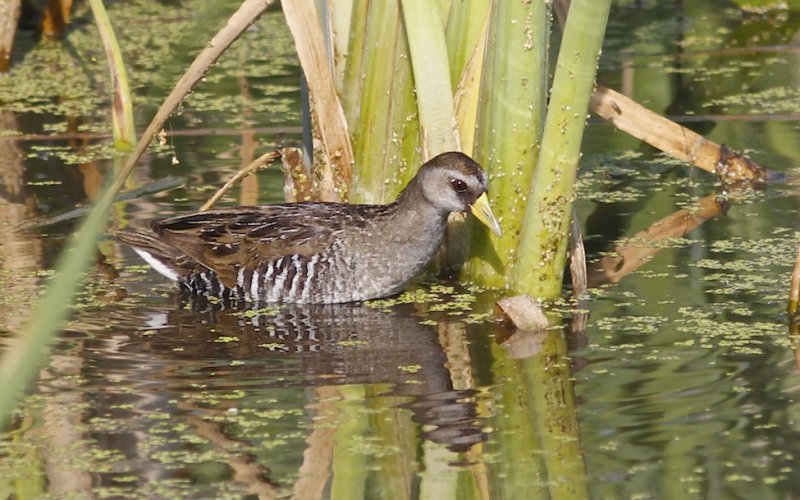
116;152;501;304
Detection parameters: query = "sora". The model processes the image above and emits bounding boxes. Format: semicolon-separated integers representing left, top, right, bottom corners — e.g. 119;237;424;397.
117;151;501;304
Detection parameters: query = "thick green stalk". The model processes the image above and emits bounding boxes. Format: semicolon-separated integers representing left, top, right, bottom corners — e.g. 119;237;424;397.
366;387;417;499
400;0;459;158
350;1;419;203
463;0;550;287
419;441;460;500
88;0;136;151
512;0;611;299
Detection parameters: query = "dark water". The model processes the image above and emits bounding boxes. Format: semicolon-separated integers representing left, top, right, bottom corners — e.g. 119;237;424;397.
2;1;800;498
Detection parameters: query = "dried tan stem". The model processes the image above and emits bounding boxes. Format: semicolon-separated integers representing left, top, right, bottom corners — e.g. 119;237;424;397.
200;150;280;211
282;0;354;201
591;86;765;182
110;0;276;202
556;0;765;183
0;0;20;72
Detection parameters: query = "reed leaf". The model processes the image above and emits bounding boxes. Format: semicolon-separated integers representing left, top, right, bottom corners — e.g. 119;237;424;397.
338;0;368;129
400;0;460;158
512;0;611;299
453;16;488;157
444;0;490;89
88;0;136;151
0;0;275;428
0;179;116;428
349;1;419;203
330;0;355;95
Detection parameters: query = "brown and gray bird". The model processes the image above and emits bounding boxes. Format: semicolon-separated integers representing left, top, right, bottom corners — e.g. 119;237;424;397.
116;151;501;304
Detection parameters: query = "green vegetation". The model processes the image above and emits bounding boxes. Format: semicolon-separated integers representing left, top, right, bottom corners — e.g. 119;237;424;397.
3;1;796;499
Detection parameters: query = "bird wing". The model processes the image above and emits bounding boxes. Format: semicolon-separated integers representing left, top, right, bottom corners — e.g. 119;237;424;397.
152;205;339;288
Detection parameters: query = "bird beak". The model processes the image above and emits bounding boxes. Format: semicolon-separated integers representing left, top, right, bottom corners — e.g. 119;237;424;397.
469;193;502;237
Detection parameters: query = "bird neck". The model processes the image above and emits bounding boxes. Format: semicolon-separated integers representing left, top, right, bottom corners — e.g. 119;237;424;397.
385;177;449;241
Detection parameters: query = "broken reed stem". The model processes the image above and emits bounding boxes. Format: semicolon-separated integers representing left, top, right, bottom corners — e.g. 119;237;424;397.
556;0;766;183
199;150;280;211
568;211;587;299
587;193;725;288
788;244;800;316
591;85;766;182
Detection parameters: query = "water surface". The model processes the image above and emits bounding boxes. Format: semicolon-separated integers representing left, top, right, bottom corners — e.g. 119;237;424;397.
2;1;800;498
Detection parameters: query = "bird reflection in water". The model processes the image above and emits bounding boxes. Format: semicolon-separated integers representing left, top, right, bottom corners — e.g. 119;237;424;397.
134;292;488;453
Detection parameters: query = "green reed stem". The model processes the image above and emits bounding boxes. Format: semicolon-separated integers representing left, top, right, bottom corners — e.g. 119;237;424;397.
512;0;611;299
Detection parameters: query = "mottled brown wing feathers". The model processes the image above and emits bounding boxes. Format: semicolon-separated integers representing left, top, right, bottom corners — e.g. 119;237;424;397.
114;229;206;277
151;207;336;288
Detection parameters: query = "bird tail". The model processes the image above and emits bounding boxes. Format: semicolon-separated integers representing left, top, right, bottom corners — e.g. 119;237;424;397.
114;229;186;282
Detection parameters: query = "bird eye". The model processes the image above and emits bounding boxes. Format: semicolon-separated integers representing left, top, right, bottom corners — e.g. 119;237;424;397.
450;178;468;193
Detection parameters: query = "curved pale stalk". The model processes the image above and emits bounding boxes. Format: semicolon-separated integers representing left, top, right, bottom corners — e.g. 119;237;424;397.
512;0;612;299
527;331;589;499
488;339;548;499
